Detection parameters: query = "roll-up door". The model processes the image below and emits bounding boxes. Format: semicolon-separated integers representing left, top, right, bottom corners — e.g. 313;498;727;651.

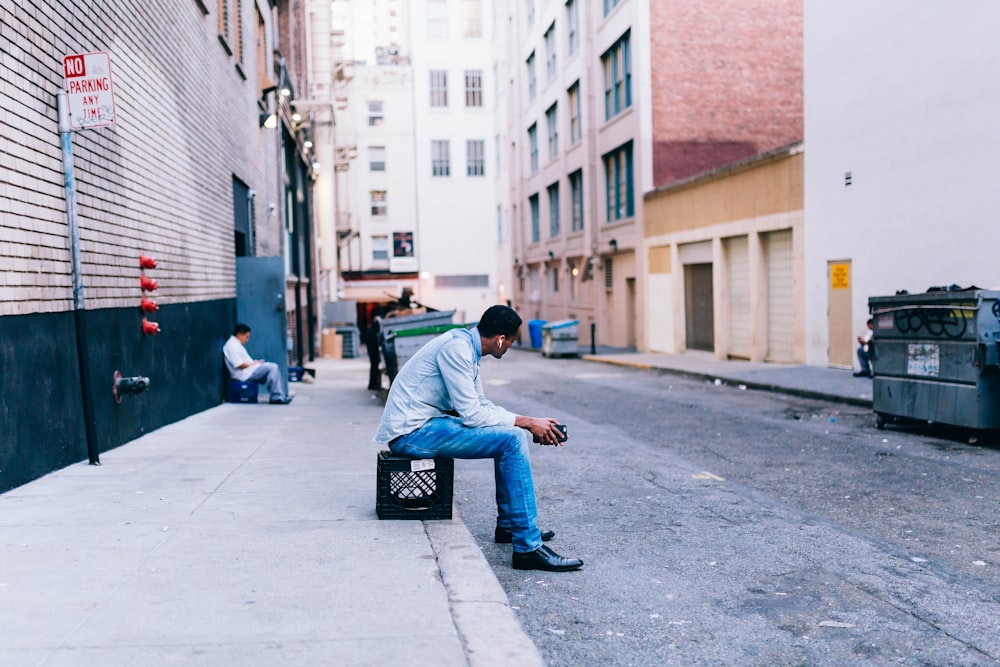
725;236;750;359
764;229;794;361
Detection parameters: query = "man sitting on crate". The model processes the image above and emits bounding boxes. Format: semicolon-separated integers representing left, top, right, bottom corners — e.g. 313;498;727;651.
223;323;294;405
374;305;583;572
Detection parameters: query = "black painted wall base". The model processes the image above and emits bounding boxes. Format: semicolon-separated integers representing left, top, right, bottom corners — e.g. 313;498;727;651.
0;298;235;493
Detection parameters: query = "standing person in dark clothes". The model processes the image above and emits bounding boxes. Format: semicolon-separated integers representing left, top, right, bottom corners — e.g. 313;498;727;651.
364;305;390;391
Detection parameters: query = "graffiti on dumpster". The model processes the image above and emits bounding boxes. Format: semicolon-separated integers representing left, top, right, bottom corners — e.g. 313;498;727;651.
892;303;974;339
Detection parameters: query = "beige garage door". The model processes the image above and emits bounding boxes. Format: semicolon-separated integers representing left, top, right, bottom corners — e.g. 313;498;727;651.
764;229;795;362
725;236;750;359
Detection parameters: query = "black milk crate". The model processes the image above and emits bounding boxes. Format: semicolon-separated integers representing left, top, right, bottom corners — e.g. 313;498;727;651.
376;450;454;520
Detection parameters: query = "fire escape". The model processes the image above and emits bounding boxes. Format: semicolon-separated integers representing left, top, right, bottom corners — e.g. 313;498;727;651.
332;28;358;263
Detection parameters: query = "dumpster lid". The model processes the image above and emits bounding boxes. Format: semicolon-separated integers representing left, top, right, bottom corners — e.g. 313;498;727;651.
542;319;579;329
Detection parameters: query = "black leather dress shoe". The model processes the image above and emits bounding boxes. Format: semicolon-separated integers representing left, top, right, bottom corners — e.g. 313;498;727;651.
494;527;555;544
512;545;583;572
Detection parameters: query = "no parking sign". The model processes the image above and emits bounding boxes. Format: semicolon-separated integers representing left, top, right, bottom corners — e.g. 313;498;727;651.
62;51;117;129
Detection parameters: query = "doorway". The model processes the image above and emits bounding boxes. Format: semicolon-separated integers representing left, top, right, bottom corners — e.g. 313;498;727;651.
685;263;714;352
827;259;853;368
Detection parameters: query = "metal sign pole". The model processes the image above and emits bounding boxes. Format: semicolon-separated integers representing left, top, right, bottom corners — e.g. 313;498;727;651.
57;89;100;466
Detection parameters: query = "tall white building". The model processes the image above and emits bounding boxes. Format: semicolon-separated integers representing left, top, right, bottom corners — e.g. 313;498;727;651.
332;0;499;324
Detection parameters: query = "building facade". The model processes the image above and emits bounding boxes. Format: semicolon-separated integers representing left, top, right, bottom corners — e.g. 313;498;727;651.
644;145;804;361
331;0;500;326
804;1;1000;366
500;0;802;351
0;0;315;491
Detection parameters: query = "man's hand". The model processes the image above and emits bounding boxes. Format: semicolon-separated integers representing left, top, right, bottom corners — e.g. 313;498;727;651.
515;416;565;446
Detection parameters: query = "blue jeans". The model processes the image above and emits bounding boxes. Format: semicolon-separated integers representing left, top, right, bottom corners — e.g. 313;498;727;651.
389;416;542;553
857;346;871;374
248;362;286;401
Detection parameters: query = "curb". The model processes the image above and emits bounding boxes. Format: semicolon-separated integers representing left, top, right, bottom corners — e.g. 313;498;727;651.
426;513;546;667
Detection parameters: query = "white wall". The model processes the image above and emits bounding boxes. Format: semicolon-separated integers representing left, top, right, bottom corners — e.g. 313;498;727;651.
409;0;500;320
804;1;1000;364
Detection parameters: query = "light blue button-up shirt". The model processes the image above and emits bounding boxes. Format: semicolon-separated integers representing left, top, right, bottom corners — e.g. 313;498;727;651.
373;327;516;444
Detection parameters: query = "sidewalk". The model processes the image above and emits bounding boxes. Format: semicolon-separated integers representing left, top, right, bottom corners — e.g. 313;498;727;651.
0;358;544;667
0;349;870;667
578;347;874;408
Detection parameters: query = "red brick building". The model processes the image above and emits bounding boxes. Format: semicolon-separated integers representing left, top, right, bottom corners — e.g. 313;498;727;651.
649;0;802;186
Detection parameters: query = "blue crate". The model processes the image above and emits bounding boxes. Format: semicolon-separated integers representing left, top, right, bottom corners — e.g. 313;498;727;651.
228;380;259;403
288;366;304;382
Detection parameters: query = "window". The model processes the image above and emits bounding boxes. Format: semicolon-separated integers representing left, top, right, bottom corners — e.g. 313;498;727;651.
566;0;579;55
526;52;536;101
430;70;448;107
462;0;482;37
372;235;389;261
567;82;581;144
497;205;504;246
544;23;556;79
529;194;540;243
370;190;387;216
465;70;483;107
369;146;386;172
432;140;450;176
467;140;485;176
218;0;243;61
569;169;583;231
428;0;448;38
435;274;490;288
255;6;270;94
602;31;632;120
527;124;538;173
546;104;558;159
603;0;622;17
603;141;634;222
368;101;384;126
548;266;559;295
547;182;560;237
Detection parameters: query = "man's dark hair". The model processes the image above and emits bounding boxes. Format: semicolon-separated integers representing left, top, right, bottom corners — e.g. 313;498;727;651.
477;305;522;338
234;323;251;335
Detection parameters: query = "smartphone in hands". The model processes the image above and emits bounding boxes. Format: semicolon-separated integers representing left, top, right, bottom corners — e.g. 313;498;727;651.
534;424;568;445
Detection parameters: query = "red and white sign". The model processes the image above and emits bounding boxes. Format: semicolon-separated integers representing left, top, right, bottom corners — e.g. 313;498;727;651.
63;51;117;129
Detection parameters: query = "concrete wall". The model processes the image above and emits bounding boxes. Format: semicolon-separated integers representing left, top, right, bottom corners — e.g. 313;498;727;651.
804;1;1000;365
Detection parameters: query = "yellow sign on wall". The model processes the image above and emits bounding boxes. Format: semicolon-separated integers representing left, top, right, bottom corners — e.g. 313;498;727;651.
830;263;850;289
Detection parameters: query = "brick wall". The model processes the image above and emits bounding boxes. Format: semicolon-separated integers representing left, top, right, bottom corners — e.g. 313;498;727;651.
0;0;279;316
648;0;803;187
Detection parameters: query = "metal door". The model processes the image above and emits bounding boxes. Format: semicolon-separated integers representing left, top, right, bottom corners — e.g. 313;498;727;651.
764;230;795;361
236;256;288;383
685;263;714;352
725;236;750;358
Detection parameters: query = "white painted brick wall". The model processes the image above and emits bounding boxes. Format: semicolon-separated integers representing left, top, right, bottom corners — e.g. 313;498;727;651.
0;0;282;315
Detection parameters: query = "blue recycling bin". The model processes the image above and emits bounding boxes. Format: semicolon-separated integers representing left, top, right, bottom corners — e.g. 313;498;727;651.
528;319;547;349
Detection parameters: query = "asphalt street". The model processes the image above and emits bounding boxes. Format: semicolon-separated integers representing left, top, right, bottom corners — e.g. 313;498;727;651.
456;349;1000;667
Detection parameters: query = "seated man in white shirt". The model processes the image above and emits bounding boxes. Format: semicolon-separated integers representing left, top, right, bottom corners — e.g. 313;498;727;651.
223;323;293;404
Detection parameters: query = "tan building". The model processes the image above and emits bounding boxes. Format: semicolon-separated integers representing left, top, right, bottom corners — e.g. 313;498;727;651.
497;0;802;350
643;144;804;362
